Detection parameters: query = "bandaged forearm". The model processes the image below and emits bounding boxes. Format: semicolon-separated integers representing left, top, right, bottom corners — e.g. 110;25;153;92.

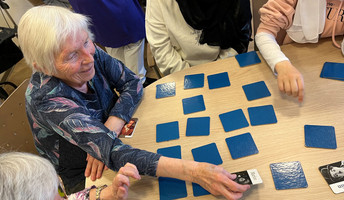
255;32;289;73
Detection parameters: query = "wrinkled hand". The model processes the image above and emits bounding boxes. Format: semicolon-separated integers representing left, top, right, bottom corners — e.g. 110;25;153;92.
275;60;304;102
85;154;108;181
111;163;141;200
192;162;250;200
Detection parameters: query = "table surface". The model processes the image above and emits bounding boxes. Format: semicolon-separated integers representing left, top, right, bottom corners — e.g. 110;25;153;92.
86;38;344;200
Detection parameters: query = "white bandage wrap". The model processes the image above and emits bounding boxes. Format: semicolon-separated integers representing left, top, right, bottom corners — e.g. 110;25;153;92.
255;32;289;74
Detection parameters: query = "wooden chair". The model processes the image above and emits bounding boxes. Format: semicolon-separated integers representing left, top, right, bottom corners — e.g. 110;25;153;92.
145;42;163;79
252;0;268;50
0;79;37;154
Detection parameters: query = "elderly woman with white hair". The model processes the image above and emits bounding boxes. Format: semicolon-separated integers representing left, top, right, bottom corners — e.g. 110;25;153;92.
0;152;140;200
18;5;250;200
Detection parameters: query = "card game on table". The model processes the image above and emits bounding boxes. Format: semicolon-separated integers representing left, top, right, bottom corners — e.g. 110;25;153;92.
86;39;344;200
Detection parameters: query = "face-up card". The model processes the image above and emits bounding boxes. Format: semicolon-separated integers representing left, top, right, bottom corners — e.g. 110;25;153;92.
207;72;231;89
320;62;344;80
235;51;261;67
304;125;337;149
319;160;344;194
157;146;188;200
156;82;176;99
233;169;263;185
182;95;206;114
219;109;249;132
119;118;138;138
186;117;210;136
270;161;308;190
156;121;179;143
242;81;271;101
247;105;277;126
191;143;223;165
225;132;259;159
184;73;205;89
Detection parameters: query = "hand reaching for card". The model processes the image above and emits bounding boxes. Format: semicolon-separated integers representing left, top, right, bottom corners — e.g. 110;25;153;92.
192;162;251;200
275;60;304;102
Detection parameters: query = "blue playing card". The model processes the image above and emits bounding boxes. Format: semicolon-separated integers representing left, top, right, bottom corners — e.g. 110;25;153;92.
304;125;337;149
207;72;231;89
235;51;261;67
270;161;308;190
191;143;222;197
192;183;210;197
184;73;205;89
320;62;344;80
191;143;223;165
242;81;271;101
186;117;210;136
225;133;259;159
156;82;176;99
156;121;179;143
157;145;182;159
157;146;188;200
219;109;249;132
247;105;277;126
182;95;206;114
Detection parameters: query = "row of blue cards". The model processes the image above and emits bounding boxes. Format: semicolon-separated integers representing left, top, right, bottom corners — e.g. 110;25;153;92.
157;76;270;101
219;105;277;132
320;62;344;81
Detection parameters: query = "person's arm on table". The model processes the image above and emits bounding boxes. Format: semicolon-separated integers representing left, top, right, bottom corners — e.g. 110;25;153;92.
145;0;190;75
156;157;250;200
69;163;141;200
84;47;144;180
256;0;304;102
255;32;304;102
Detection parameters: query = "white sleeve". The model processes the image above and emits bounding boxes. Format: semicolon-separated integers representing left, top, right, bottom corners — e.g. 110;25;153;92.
145;0;190;75
255;32;289;74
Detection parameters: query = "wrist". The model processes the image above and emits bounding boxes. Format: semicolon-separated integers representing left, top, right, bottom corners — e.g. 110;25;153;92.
95;184;107;200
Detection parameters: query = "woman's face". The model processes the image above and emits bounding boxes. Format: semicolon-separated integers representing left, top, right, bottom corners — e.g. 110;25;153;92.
330;166;344;179
54;30;95;90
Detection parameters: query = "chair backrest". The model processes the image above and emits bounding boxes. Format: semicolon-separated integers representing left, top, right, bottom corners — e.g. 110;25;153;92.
252;0;268;50
0;79;37;154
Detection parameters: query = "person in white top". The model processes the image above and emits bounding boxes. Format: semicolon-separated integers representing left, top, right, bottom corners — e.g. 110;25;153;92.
145;0;252;76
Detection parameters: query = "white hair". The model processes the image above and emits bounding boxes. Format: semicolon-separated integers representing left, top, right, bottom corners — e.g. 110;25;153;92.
0;152;59;200
18;5;94;75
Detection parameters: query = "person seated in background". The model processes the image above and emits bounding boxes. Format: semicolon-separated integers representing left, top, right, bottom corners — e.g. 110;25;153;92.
18;6;250;199
145;0;252;76
67;0;156;86
0;151;140;200
255;0;344;102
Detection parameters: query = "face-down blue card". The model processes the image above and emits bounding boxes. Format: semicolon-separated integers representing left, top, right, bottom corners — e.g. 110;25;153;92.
182;95;206;114
207;72;231;89
219;109;249;132
191;143;222;197
191;142;223;165
247;105;277;126
225;132;259;159
242;81;271;101
270;161;308;190
157;146;188;200
156;121;179;143
320;62;344;80
156;82;176;99
184;73;205;89
304;125;337;149
186;117;210;136
235;51;261;67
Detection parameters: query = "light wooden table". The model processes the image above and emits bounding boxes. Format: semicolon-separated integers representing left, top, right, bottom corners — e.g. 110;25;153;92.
86;38;344;200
